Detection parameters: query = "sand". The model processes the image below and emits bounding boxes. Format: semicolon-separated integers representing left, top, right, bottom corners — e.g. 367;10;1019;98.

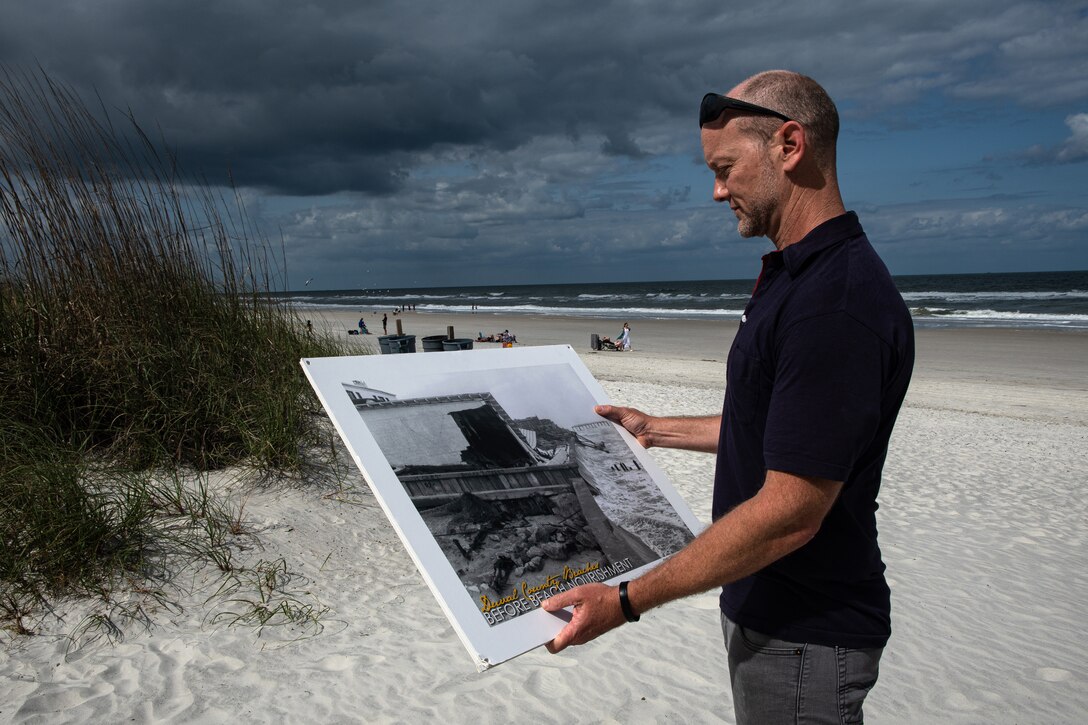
2;309;1086;723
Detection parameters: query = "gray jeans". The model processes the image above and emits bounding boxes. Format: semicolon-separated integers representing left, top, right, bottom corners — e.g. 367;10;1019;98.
722;614;883;725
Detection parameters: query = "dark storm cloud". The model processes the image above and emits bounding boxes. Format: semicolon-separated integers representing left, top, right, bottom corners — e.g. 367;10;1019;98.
1;0;706;193
2;1;1086;285
4;0;1085;196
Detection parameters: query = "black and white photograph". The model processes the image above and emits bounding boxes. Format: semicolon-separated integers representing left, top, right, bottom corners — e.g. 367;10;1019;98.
344;368;694;625
301;346;700;668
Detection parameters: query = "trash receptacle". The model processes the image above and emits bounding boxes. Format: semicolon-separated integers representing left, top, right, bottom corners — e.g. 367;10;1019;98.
442;338;474;351
590;333;600;351
422;335;447;352
383;336;411;354
377;335;394;354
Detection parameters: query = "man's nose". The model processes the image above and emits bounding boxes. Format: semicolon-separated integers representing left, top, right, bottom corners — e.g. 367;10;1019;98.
713;177;730;202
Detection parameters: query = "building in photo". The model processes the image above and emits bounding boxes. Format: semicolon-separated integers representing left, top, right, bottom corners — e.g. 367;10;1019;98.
345;385;660;619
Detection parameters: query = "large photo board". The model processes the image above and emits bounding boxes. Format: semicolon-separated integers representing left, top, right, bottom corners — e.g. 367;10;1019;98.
301;345;701;669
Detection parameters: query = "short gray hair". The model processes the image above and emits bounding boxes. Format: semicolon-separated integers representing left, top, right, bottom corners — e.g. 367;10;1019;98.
734;71;839;168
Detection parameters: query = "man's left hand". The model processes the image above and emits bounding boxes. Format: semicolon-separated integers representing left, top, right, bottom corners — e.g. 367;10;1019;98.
541;583;628;653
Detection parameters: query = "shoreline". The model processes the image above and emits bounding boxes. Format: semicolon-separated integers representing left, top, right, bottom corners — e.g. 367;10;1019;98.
280;269;1088;331
305;307;1088;425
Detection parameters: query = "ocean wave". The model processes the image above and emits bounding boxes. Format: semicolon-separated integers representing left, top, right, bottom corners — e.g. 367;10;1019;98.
902;290;1088;302
292;298;1088;327
287;292;523;305
284;273;1088;329
910;307;1088;328
948;309;1088;322
415;303;747;319
647;293;700;301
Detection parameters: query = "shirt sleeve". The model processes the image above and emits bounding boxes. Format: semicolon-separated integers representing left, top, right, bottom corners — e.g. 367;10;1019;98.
762;311;884;482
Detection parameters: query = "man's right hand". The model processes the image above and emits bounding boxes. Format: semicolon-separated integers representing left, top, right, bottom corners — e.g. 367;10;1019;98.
596;405;723;453
595;404;656;448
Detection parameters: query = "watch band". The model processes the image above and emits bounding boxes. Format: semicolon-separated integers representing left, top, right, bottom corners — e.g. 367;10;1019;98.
618;580;640;622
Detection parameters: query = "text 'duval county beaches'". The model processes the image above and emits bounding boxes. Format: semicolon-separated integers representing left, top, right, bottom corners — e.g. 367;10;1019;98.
479;558;634;625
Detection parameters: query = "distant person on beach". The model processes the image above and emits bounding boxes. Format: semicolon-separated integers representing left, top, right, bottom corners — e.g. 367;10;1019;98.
358;317;369;334
382;313;388;335
543;70;915;724
617;322;632;351
596;323;631;351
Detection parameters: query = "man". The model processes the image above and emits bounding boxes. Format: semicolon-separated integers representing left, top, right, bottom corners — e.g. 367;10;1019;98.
542;71;914;723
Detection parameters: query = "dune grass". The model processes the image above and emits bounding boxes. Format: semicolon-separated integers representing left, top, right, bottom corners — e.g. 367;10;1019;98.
0;68;349;635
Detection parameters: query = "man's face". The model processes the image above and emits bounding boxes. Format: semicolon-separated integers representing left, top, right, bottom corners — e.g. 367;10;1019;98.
701;119;780;239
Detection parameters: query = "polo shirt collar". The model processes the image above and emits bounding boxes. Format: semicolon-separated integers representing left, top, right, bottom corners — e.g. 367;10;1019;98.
779;211;864;277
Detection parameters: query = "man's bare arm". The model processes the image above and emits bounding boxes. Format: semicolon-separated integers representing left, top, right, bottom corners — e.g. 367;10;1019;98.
543;469;843;652
595;404;721;453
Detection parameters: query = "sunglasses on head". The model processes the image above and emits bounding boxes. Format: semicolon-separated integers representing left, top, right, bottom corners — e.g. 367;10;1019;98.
700;93;792;127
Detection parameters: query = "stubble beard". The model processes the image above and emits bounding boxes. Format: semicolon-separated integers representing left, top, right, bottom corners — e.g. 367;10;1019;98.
735;153;778;239
736;201;773;238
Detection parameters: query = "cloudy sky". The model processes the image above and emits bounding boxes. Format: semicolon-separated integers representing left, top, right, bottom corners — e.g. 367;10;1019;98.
2;0;1086;289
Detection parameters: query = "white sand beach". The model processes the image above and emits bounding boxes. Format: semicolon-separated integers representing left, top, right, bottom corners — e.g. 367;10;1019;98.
2;309;1086;723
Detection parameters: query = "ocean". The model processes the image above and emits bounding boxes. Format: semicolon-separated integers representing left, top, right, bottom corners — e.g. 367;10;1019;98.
285;270;1088;330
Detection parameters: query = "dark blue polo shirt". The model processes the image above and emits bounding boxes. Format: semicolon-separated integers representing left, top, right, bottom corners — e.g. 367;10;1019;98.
714;212;914;649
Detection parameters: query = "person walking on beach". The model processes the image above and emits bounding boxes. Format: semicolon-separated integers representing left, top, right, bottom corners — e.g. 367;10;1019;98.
543;70;914;724
382;313;388;335
617;322;632;351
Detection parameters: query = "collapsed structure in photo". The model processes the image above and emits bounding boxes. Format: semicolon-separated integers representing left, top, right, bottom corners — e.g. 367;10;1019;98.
343;381;694;624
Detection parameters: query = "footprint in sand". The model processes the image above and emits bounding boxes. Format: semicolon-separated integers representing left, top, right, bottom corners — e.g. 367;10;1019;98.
317;655;355;672
206;655;246;673
524;669;566;700
944;691;979;711
1036;667;1072;682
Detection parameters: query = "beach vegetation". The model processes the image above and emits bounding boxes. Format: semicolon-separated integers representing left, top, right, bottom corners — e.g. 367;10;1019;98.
208;556;331;641
0;68;347;638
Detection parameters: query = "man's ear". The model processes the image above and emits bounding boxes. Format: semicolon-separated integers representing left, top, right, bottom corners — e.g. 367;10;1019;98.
778;121;806;172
